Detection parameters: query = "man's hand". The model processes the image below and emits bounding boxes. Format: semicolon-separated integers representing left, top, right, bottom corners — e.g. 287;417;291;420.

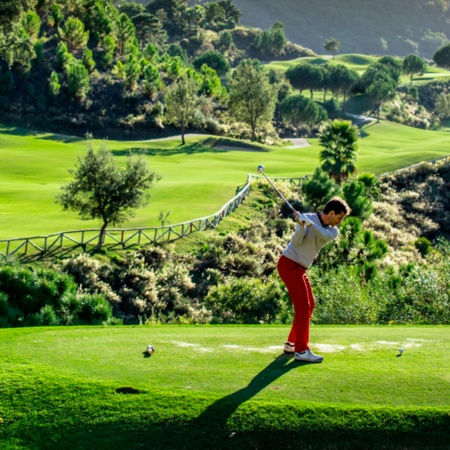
294;212;312;226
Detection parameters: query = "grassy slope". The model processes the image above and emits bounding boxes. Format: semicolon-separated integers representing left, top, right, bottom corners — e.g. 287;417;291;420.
0;325;449;449
1;120;450;241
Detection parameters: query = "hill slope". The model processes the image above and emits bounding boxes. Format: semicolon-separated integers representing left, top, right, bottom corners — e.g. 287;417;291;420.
185;0;450;58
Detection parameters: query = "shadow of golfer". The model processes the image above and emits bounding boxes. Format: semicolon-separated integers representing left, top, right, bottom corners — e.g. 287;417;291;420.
163;353;310;448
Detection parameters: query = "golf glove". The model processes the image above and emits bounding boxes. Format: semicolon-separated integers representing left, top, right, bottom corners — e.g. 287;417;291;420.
297;214;312;226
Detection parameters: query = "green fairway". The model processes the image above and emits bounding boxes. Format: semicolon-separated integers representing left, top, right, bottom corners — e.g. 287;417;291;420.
1;121;450;240
0;325;448;449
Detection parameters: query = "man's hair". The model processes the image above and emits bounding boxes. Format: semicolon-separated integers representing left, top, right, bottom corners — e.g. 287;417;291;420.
323;197;351;215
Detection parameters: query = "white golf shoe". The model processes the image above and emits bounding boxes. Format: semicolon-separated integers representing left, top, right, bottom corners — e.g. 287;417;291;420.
283;342;295;354
294;349;324;363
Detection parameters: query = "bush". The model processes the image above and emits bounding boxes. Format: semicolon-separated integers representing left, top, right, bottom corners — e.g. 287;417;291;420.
311;266;381;324
378;265;450;324
204;277;285;323
77;293;113;324
0;264;112;327
415;237;432;257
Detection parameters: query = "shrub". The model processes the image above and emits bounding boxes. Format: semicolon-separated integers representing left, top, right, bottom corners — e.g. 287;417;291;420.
204;277;284;323
415;237;432;257
77;293;113;324
311;266;381;324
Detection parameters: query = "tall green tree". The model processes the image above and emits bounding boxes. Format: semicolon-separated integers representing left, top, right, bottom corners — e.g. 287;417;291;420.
131;13;167;47
318;120;359;184
124;54;141;90
114;13;135;55
21;10;41;40
285;63;314;95
402;54;427;84
59;17;89;51
280;94;327;137
56;143;160;251
48;71;61;97
145;0;188;37
101;35;115;68
228;59;277;141
218;0;241;26
433;43;450;69
67;60;90;100
366;79;396;122
269;22;287;54
164;75;204;145
323;38;340;59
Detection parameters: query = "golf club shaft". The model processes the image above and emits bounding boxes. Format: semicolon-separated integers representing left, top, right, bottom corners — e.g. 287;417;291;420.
258;169;297;214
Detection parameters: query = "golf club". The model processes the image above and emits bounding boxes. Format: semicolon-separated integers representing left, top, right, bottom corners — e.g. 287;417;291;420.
257;165;297;214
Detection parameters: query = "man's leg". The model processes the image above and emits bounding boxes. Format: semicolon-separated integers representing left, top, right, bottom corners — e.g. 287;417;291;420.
277;256;311;353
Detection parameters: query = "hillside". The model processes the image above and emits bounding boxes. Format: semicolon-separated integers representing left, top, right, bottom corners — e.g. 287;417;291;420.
185;0;450;58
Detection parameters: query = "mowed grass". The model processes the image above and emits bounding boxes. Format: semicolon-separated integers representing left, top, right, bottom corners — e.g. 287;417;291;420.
1;120;450;239
0;325;449;449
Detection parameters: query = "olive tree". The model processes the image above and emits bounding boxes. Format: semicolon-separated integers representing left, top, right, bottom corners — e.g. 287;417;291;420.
56;143;160;251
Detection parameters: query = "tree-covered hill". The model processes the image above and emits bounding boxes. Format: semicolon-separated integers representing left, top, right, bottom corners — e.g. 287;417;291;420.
0;0;313;138
185;0;450;58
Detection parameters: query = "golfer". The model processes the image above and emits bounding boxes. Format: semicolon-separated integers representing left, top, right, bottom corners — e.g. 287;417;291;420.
277;197;350;363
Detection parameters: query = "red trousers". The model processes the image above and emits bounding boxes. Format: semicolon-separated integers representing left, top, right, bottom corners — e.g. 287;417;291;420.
277;255;315;353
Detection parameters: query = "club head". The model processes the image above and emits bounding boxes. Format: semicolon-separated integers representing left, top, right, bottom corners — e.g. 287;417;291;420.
257;165;265;172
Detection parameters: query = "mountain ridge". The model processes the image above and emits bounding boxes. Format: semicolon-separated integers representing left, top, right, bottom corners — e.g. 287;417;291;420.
182;0;450;58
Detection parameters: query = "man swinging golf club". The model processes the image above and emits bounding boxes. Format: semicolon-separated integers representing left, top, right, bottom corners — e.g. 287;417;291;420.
278;197;350;363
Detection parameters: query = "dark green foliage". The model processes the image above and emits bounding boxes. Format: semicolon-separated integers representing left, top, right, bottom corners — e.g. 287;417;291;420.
301;167;336;210
402;54;427;84
218;30;233;50
358;173;380;199
0;264;113;327
0;70;14;94
82;47;96;73
77;293;113;324
342;180;373;220
322;98;340;118
167;43;188;62
433;43;450;69
192;50;230;76
280;94;327;136
415;236;432;257
67;60;90;99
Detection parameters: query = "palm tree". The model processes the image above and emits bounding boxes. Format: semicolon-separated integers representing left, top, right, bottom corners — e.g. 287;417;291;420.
318;120;359;184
